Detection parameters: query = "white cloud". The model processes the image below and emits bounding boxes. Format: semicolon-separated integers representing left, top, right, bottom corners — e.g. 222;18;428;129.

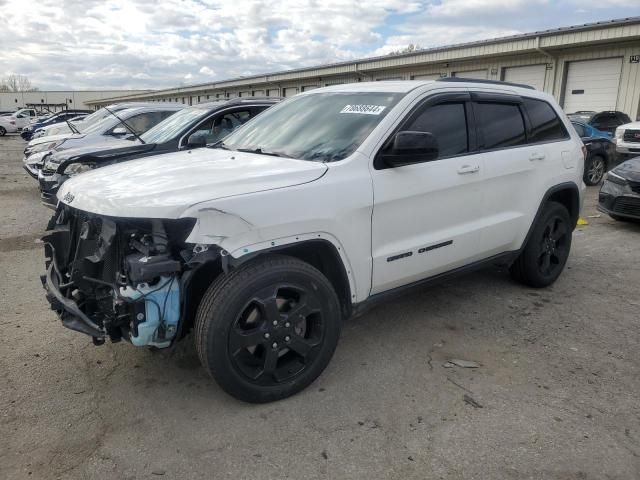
0;0;637;90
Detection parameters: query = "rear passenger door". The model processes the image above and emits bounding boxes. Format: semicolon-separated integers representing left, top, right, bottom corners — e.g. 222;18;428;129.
474;94;569;255
370;92;487;294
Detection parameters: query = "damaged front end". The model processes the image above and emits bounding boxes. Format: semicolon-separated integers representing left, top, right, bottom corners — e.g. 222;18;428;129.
42;205;220;347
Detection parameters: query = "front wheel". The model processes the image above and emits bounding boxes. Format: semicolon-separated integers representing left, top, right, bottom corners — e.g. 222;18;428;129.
195;254;341;403
0;126;6;136
584;155;606;186
510;201;572;288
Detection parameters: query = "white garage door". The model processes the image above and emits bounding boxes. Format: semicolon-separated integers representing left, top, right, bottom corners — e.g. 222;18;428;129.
412;73;441;80
267;89;280;97
252;90;265;97
283;87;299;97
503;65;546;91
563;58;623;113
453;69;488;79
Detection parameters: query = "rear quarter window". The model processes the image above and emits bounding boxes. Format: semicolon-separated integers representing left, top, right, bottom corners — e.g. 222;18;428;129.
475;102;526;149
522;98;569;143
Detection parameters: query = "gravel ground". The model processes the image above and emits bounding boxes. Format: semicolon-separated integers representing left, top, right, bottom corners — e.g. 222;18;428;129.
1;134;639;480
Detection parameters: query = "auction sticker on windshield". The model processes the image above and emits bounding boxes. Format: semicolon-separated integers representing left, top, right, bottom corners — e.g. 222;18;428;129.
340;105;386;115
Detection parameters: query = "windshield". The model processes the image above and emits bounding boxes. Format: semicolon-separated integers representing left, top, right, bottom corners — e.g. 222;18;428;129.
80;108;140;135
141;107;209;144
221;92;404;162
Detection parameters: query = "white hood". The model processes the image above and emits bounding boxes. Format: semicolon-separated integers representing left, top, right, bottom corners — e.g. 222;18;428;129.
58;148;328;218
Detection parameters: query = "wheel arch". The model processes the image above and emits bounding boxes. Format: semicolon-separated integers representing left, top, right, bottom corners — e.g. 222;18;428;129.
526;183;580;248
228;238;354;320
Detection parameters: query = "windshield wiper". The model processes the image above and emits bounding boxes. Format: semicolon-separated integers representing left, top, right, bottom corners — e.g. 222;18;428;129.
103;106;146;144
208;141;231;150
236;147;292;158
66;119;80;135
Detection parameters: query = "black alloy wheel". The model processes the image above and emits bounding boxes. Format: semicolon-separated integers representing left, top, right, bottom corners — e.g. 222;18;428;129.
195;254;341;403
510;201;572;288
537;215;570;279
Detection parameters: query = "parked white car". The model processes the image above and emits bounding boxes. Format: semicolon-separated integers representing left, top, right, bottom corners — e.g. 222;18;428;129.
0;110;33;135
614;121;640;156
43;79;585;402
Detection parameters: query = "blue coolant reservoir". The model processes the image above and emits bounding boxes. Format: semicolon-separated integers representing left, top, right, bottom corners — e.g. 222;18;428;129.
120;276;181;348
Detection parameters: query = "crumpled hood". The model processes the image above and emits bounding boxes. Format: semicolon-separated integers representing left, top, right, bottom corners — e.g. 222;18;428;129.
28;132;78;148
58;148;328;218
612;156;640;183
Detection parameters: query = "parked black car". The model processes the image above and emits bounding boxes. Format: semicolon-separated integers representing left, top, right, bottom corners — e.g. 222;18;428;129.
598;156;640;222
571;121;616;185
21;109;92;140
567;111;631;135
38;97;281;207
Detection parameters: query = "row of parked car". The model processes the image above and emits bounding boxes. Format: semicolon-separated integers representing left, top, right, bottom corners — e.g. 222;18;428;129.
7;78;640;403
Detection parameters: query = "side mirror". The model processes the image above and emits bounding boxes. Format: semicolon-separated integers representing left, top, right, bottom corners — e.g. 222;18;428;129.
112;127;128;136
382;131;439;167
187;132;207;149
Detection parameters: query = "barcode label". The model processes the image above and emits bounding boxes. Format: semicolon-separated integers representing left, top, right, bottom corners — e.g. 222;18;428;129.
340;104;386;115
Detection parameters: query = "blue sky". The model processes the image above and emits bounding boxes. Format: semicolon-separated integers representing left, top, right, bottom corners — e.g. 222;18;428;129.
0;0;638;90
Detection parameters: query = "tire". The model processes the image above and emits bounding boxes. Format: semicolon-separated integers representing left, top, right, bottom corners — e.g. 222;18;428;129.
583;155;606;186
195;254;341;403
0;126;6;136
510;201;572;288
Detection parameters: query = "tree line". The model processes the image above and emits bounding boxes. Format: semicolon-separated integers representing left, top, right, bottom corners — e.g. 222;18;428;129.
0;75;39;92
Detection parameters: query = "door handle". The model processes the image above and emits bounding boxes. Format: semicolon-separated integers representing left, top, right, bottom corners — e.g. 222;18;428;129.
457;164;480;174
529;152;546;161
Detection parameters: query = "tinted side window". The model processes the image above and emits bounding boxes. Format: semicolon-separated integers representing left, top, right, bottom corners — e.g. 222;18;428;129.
523;98;569;143
404;102;468;158
125;111;175;135
188;108;254;145
475;102;526;149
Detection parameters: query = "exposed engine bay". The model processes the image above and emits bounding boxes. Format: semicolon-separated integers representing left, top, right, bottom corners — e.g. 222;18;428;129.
42;205;220;347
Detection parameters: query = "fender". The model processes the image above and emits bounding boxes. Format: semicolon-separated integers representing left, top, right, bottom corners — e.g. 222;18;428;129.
522;181;581;248
185;208;359;303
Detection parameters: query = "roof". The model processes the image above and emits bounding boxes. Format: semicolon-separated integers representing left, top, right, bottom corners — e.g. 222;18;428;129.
312;81;431;93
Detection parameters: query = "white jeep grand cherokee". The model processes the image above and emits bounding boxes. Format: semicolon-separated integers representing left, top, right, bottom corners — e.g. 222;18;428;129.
42;79;585;402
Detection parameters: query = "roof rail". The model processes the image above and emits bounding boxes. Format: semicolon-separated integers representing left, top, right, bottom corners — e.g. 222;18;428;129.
436;77;536;90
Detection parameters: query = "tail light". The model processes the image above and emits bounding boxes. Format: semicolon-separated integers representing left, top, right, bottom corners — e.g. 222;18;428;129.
581;145;587;161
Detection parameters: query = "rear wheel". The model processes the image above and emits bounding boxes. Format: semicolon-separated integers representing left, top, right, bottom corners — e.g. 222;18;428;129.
584;155;606;186
510;201;572;288
0;126;6;136
195;254;341;403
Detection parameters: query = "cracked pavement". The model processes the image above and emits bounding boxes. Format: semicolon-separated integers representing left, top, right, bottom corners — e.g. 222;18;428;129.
1;134;639;479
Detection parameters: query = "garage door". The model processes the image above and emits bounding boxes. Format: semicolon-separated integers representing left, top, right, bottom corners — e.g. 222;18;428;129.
412;73;441;80
283;87;299;97
503;65;546;90
252;90;265;97
453;69;487;79
267;89;280;97
563;58;623;113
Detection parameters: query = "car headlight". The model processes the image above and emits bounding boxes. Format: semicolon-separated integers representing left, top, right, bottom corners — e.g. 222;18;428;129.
614;128;624;140
604;170;628;185
43;156;61;172
64;163;95;176
31;141;61;154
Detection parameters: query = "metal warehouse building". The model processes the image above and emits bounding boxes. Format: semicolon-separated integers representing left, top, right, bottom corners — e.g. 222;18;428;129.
87;17;640;120
0;90;149;112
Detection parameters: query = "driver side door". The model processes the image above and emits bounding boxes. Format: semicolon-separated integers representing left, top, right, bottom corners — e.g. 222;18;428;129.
370;92;487;294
